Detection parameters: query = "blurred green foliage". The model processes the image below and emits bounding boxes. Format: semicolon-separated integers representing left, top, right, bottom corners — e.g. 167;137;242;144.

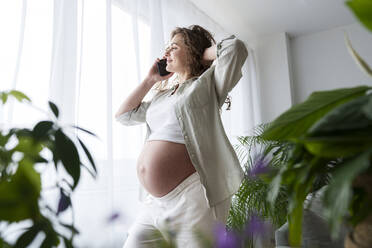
0;90;97;247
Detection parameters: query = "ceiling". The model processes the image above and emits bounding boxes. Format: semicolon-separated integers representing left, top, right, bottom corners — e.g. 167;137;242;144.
188;0;357;40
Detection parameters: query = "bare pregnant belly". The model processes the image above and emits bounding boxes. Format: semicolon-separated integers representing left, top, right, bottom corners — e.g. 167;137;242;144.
136;140;196;197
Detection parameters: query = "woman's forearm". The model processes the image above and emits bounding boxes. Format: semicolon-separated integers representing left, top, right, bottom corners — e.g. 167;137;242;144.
114;77;154;119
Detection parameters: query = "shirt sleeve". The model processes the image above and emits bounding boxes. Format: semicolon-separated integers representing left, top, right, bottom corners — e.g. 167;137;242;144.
115;101;151;126
213;35;248;108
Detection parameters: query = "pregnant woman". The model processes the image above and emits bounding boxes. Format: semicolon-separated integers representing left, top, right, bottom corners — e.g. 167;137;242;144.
115;25;248;247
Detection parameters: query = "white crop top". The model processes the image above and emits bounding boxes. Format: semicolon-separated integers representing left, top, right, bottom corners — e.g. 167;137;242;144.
146;90;185;144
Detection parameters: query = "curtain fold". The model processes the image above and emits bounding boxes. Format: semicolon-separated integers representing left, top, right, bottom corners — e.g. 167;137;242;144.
149;0;165;62
49;0;78;126
229;47;262;139
0;0;26;128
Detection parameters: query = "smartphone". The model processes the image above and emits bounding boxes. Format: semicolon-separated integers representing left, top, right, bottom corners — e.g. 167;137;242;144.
157;59;171;76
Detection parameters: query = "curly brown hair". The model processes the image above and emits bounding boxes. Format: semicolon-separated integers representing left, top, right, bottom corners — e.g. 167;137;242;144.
171;25;216;77
153;25;215;91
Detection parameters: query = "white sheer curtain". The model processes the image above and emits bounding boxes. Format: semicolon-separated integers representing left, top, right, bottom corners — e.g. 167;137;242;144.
0;0;260;247
0;0;53;129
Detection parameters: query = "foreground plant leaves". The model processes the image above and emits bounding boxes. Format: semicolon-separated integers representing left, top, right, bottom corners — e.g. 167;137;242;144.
0;160;41;222
55;129;81;189
0;89;98;247
323;150;372;238
303;94;372;158
0;90;31;104
344;32;372;78
346;0;372;33
262;86;371;141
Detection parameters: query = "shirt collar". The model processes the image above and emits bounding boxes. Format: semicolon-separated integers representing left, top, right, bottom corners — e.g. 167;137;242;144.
183;76;199;84
171;76;198;89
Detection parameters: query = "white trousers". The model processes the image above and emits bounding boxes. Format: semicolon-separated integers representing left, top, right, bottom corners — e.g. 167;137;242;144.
123;171;232;248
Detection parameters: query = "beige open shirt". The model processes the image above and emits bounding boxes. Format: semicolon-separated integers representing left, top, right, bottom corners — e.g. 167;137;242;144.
116;35;248;208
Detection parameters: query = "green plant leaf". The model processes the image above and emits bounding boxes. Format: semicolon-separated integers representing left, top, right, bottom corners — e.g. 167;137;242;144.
80;163;96;179
61;178;74;191
309;94;372;134
33;155;49;164
71;125;99;138
287;170;316;246
350;187;372;226
63;237;74;248
267;172;283;205
55;129;81;189
288;200;303;246
32;121;54;141
13;136;44;159
14;224;41;248
344;32;372;78
48;101;59;119
323;150;372;238
0;149;14;170
8;90;31;103
0;159;41;221
304;135;372;158
346;0;372;33
38;218;60;248
303;94;372;157
0;238;12;248
40;233;58;248
262;86;371;141
1;92;8;104
363;95;372;119
60;223;80;235
77;137;97;175
0;131;12;147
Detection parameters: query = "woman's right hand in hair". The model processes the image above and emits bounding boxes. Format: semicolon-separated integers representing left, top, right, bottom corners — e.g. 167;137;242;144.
145;57;174;86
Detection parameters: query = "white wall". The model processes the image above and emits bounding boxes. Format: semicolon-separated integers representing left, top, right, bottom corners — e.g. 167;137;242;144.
255;32;293;123
290;23;372;104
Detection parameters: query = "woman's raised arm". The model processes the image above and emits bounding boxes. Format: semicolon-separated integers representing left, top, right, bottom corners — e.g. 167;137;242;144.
115;58;174;119
114;77;154;119
210;35;248;108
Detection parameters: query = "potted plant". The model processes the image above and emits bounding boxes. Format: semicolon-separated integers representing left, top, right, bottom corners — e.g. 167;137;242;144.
0;90;98;247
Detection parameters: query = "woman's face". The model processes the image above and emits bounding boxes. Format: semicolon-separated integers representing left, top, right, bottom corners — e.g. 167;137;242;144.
164;34;190;75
